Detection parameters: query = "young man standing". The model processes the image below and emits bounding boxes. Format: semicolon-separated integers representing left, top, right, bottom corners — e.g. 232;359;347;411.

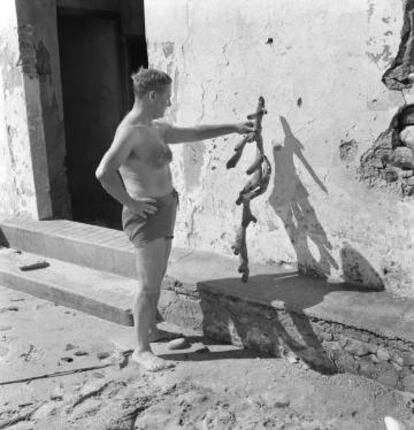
96;68;254;371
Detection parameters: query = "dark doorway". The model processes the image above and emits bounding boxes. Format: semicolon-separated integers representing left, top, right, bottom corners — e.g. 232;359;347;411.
57;9;147;229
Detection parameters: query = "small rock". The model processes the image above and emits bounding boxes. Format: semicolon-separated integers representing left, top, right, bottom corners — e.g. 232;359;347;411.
18;401;34;407
80;380;109;397
299;361;311;370
402;374;414;392
391;146;414;169
377;369;399;388
65;343;77;351
50;393;63;401
400;169;414;178
391;353;404;367
384;168;399;183
194;346;210;354
318;331;333;341
60;356;74;363
96;351;111;360
401;352;414;366
32;401;59;420
261;392;290;408
392;362;403;371
167;337;190;350
286;352;299;364
358;360;375;377
369;354;380;363
376;347;391;362
344;339;376;356
399;125;414;149
73;350;89;356
6;306;19;312
5;422;33;430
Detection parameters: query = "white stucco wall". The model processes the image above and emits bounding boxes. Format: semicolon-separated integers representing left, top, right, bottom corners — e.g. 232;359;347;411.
0;0;40;218
145;0;414;297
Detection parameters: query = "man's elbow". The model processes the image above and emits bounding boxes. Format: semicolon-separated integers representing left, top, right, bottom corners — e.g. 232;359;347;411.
95;165;108;183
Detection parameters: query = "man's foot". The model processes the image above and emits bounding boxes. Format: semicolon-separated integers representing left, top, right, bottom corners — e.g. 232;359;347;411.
149;328;185;343
131;349;175;372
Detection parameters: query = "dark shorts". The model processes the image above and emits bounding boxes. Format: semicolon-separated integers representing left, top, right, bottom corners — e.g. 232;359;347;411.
122;189;179;247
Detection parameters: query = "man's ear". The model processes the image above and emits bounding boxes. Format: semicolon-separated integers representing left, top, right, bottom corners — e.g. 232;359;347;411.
148;90;157;101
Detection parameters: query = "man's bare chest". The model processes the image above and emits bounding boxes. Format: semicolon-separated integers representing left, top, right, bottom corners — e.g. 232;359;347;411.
130;137;172;169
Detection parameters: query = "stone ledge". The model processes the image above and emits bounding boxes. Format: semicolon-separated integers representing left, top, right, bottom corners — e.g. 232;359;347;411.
159;272;414;393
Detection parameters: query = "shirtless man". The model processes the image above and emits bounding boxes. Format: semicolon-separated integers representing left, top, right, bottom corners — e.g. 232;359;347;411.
95;68;254;371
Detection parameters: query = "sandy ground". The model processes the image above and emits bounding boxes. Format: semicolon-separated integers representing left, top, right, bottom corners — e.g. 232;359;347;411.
0;285;413;430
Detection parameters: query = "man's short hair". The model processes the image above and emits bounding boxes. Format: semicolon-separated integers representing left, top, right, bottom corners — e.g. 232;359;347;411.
131;68;172;98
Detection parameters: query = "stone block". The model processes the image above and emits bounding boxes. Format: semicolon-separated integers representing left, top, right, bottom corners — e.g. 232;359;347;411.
391;146;414;169
358;359;376;378
401;352;414;366
376;365;399;388
400;169;414;178
336;352;357;372
318;331;333;341
376;347;391;362
401;374;414;392
384;168;399;183
391;352;404;367
399;125;414;150
344;338;377;356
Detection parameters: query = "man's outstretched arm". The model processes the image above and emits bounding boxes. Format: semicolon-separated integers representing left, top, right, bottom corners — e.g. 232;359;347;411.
159;122;255;144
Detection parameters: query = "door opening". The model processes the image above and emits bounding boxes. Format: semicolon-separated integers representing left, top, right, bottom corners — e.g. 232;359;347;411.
57;9;148;229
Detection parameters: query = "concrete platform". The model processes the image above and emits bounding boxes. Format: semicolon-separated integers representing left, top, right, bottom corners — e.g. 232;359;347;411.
1;217;414;393
0;247;134;325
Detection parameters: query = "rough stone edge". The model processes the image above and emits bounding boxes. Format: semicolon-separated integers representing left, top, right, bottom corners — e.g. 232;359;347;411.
159;277;414;393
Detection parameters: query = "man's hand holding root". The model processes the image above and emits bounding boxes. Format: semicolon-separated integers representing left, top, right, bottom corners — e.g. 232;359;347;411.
234;121;256;135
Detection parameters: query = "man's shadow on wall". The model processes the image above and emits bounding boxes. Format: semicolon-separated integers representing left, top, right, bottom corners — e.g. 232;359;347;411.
168;117;385;375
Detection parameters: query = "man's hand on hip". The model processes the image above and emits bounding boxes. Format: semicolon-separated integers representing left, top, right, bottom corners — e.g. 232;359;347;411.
127;198;158;218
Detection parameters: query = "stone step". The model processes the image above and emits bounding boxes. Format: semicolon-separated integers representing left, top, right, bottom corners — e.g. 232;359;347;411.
0;217;137;278
0;217;260;280
0;247;134;326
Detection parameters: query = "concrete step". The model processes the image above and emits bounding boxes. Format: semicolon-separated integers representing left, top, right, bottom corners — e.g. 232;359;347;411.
0;247;134;326
0;217;138;278
0;217;258;280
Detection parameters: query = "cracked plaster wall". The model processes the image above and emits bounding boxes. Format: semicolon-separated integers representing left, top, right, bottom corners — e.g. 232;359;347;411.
144;0;414;298
0;1;41;218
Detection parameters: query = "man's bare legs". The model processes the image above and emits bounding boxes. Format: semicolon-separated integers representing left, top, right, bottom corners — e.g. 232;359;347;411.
148;237;175;341
132;238;175;371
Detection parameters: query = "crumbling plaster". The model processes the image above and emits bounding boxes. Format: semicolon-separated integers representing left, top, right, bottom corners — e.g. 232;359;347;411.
145;0;414;297
0;1;41;218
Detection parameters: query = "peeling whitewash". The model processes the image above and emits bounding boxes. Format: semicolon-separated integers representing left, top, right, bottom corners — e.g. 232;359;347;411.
145;0;414;297
0;0;40;218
